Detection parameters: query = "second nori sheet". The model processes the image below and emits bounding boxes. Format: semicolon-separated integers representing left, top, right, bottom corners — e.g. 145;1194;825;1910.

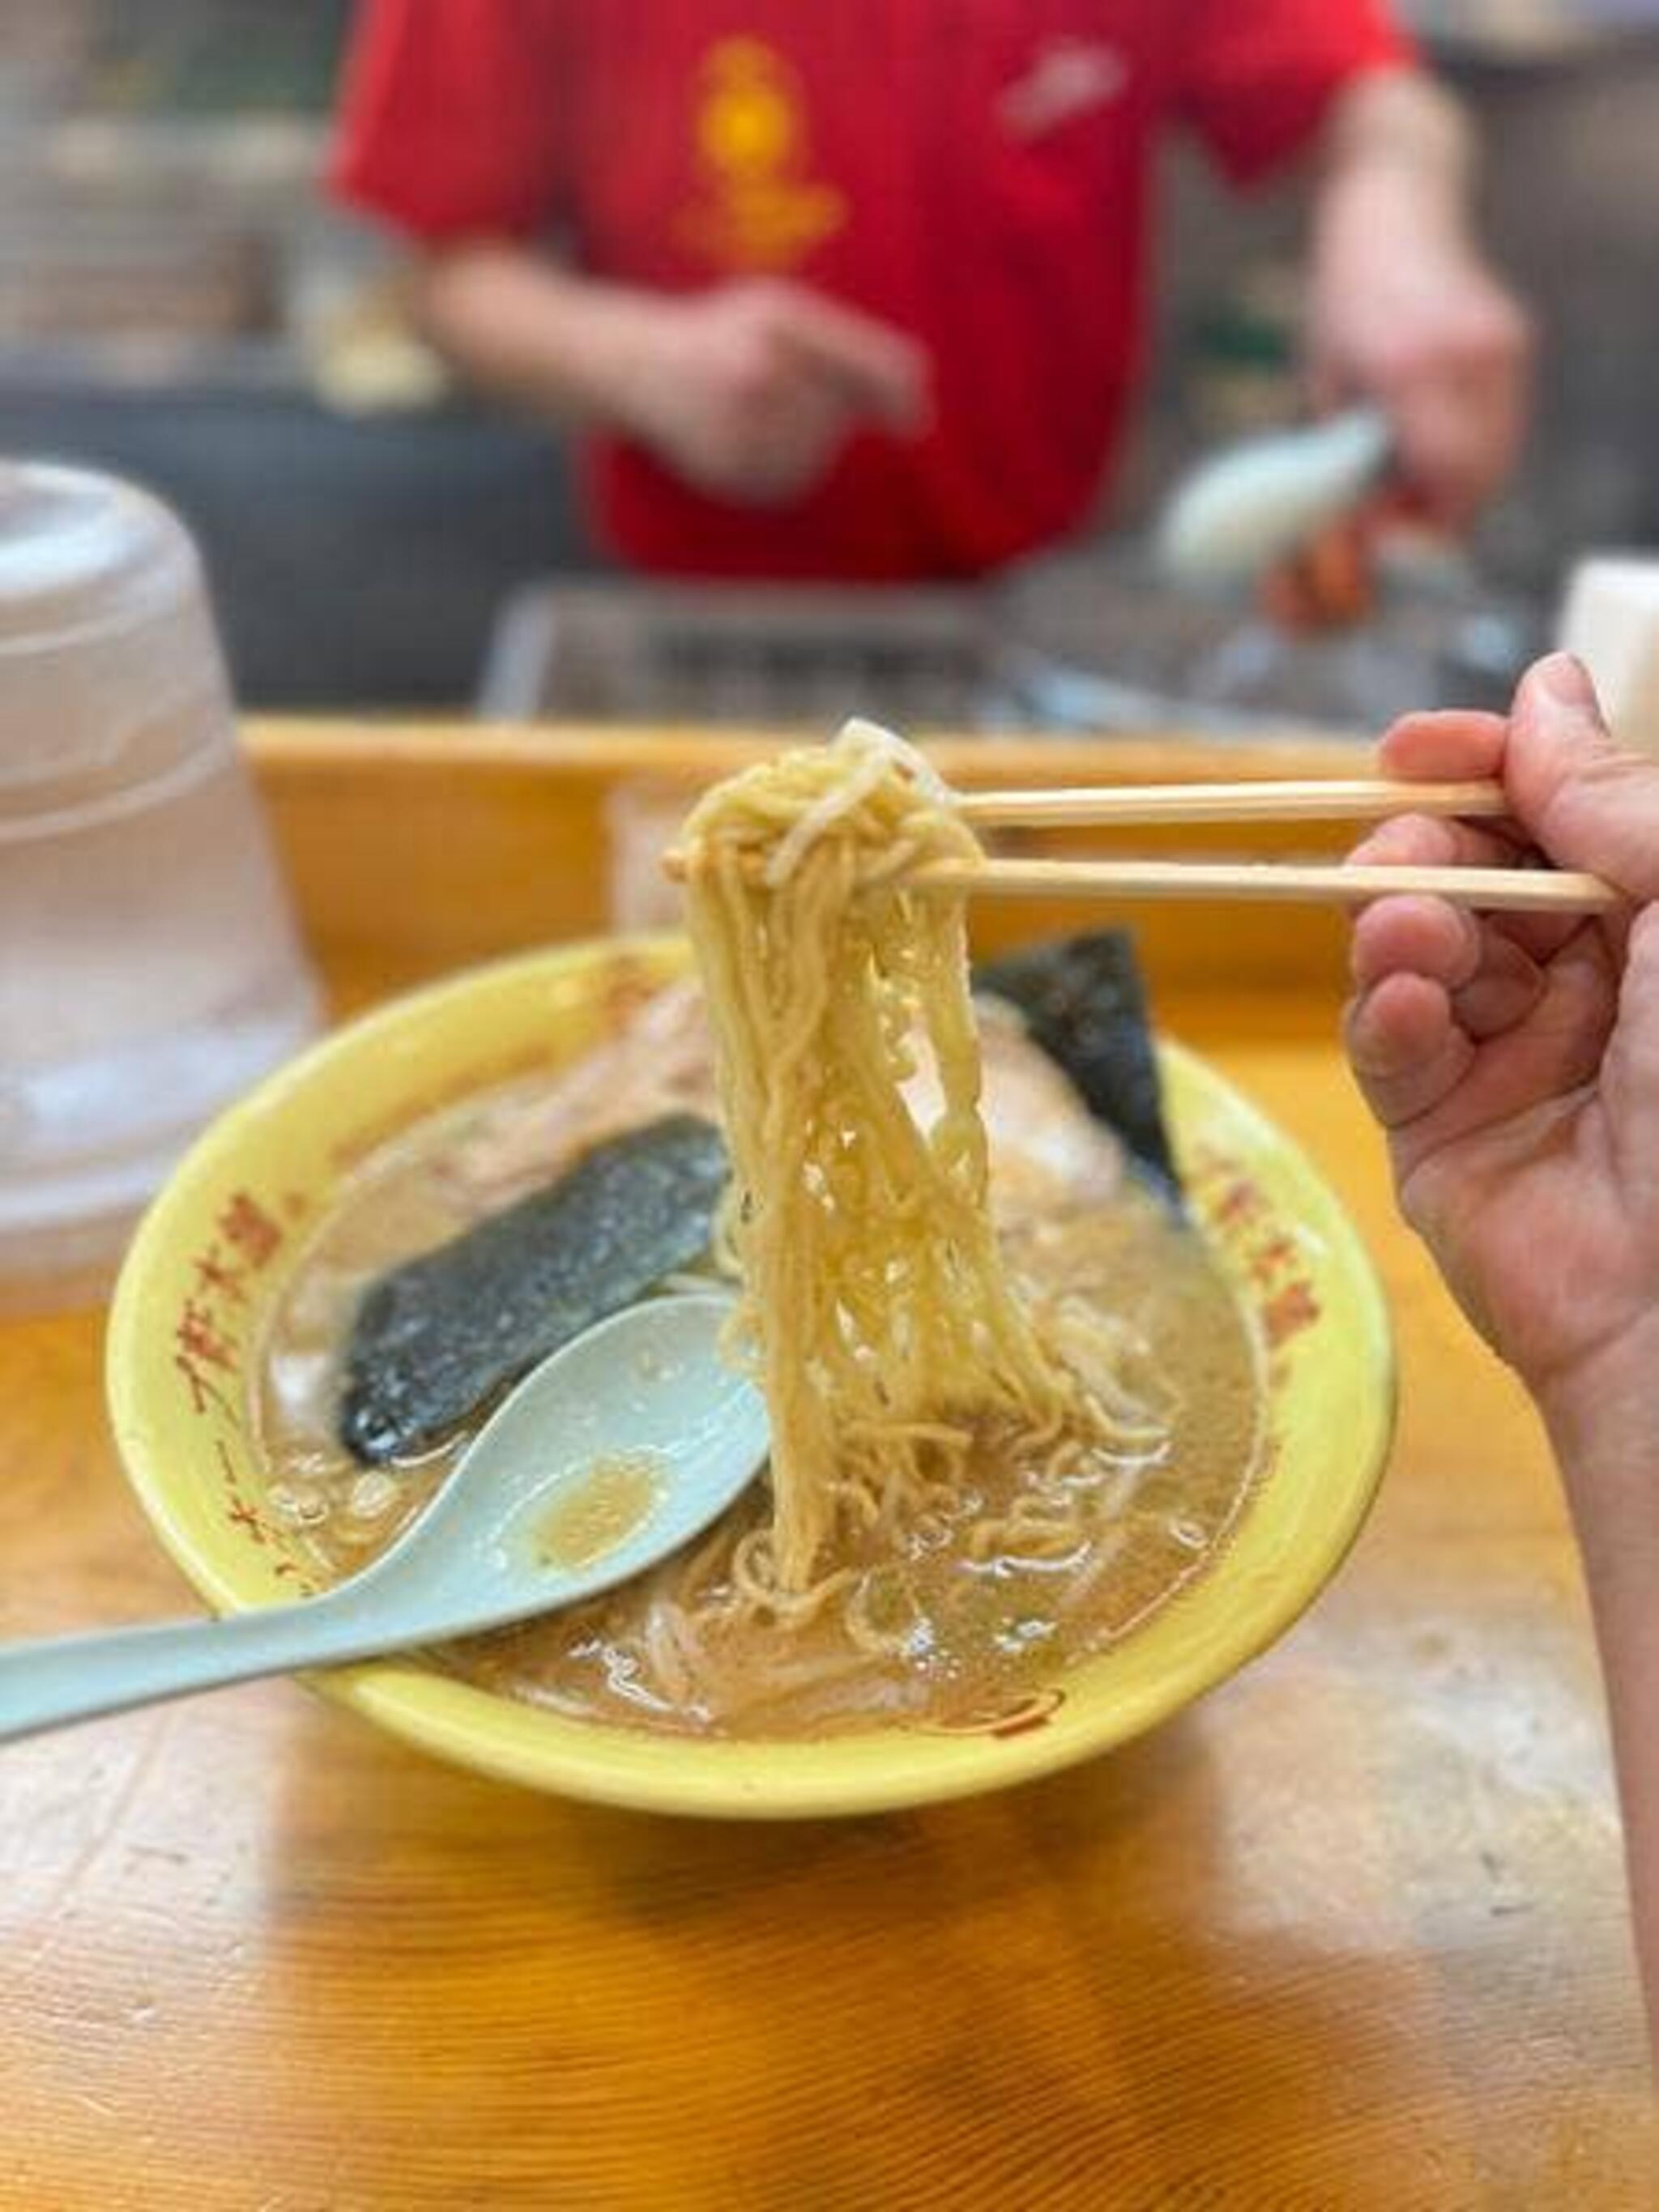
975;930;1179;1202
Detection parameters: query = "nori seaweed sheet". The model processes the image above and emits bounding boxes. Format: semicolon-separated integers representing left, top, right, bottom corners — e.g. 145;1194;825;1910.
975;930;1179;1204
339;1113;728;1464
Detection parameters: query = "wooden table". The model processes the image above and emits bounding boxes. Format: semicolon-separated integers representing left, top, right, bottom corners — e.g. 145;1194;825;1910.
3;727;1653;2208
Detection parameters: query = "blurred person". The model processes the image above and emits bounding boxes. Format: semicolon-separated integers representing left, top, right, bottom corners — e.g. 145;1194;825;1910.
331;3;1529;584
1346;654;1659;2057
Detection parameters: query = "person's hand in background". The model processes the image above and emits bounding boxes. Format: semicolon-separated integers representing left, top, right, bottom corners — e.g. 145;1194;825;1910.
1344;652;1659;2055
615;278;930;504
1308;198;1529;536
1270;70;1531;630
1309;71;1532;534
416;248;928;506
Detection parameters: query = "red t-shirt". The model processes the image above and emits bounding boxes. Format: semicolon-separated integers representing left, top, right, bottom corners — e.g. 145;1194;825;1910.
332;1;1411;580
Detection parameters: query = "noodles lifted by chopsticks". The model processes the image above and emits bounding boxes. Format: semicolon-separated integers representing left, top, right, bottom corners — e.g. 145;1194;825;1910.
680;718;1128;1596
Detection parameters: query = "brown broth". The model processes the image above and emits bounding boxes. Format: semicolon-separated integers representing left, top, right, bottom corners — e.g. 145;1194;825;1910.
257;1077;1265;1740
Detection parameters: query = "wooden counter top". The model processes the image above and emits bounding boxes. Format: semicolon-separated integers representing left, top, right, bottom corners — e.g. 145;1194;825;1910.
2;725;1652;2206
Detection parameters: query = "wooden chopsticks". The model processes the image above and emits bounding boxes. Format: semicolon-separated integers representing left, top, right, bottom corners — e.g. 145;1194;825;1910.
904;857;1618;914
952;775;1510;829
663;777;1619;914
931;774;1617;915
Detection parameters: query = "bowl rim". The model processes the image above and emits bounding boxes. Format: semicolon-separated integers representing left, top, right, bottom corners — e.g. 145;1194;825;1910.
106;939;1396;1818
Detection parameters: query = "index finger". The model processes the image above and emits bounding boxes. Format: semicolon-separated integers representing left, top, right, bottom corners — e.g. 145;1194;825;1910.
1375;708;1508;782
774;293;931;430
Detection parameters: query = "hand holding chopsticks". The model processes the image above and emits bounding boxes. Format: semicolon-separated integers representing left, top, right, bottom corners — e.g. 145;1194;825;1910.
665;774;1617;915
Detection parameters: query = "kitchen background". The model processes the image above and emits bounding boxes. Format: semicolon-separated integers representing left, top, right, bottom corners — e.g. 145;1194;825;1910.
1;0;1655;722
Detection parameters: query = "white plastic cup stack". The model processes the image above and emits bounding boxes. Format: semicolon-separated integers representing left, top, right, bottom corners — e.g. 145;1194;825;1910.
0;462;322;1310
1557;554;1659;758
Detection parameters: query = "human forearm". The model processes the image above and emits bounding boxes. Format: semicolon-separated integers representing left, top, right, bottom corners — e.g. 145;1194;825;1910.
412;246;927;503
1539;1330;1659;2060
1319;68;1473;232
1307;69;1528;525
415;241;668;433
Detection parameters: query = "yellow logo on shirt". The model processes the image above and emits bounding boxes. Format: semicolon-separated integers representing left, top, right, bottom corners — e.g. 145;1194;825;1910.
677;39;847;271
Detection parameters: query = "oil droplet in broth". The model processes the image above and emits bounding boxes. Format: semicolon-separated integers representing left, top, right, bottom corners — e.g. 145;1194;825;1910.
533;1452;663;1571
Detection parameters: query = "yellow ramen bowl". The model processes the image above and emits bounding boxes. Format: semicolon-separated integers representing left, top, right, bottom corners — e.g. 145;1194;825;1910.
107;938;1394;1818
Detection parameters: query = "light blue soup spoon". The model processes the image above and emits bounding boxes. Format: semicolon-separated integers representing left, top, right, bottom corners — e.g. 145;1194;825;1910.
0;1294;767;1744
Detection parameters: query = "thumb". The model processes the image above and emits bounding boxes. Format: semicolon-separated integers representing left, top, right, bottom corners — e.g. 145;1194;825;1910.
1505;654;1659;903
771;291;931;432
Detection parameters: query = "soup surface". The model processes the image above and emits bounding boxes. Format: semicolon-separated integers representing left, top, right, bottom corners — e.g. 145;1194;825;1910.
258;1039;1265;1740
